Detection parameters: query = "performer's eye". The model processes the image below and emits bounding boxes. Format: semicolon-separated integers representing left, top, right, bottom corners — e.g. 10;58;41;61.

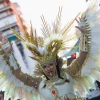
42;62;54;68
42;65;47;68
49;62;54;66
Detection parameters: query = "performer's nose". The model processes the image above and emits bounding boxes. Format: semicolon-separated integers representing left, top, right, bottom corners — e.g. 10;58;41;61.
47;65;50;69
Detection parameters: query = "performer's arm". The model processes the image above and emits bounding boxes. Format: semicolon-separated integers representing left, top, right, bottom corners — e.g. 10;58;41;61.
12;68;42;89
66;51;87;76
66;15;90;76
0;36;42;89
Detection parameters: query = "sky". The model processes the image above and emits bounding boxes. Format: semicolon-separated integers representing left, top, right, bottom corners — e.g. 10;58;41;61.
10;0;87;34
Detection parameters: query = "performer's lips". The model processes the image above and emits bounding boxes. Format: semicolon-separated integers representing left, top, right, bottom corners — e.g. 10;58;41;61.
48;71;52;73
48;71;53;76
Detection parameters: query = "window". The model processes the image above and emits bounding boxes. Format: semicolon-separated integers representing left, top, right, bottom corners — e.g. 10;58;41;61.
0;11;8;19
13;25;19;30
2;25;19;36
4;20;9;25
2;29;12;36
0;3;4;9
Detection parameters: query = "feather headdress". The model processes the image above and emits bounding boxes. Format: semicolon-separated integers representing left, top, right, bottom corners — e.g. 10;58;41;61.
8;7;80;68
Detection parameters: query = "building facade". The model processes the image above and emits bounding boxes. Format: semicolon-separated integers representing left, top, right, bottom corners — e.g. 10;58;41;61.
0;0;30;63
0;0;22;40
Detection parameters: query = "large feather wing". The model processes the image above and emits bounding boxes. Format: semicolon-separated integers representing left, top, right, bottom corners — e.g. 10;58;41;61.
74;0;100;94
0;58;43;100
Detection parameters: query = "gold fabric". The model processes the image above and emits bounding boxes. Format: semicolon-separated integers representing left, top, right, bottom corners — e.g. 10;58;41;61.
66;59;81;77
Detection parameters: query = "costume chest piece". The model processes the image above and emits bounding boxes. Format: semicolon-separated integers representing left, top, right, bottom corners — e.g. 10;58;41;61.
46;83;70;100
39;72;75;100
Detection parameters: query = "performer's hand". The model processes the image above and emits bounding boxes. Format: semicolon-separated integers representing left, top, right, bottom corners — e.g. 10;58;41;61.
75;15;86;34
1;36;12;54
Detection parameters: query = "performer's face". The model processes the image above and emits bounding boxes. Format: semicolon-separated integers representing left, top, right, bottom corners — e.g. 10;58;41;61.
42;62;56;77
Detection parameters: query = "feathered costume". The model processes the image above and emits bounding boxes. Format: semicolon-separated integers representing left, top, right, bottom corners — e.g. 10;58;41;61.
0;0;100;100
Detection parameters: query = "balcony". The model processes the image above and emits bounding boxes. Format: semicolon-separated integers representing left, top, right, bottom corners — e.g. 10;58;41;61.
0;5;12;13
0;14;17;29
0;22;18;31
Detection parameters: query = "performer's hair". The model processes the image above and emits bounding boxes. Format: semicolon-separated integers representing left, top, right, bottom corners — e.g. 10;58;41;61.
56;56;70;82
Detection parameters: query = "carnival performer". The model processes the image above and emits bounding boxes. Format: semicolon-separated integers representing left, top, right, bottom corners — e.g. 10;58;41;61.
0;0;100;100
